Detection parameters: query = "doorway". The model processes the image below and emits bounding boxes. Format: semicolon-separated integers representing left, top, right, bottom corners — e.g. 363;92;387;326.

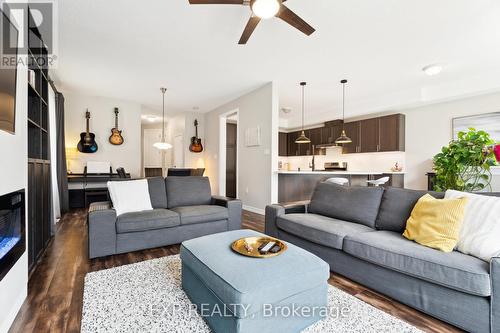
226;122;237;198
218;110;239;198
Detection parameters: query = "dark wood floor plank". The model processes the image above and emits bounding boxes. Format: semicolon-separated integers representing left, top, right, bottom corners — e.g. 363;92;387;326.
9;209;460;333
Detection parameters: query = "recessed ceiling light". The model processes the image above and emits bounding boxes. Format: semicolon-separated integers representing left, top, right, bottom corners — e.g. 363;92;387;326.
281;107;292;114
193;106;200;111
422;64;443;76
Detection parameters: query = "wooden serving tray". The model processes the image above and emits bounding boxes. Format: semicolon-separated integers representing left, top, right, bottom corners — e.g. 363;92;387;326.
231;236;287;258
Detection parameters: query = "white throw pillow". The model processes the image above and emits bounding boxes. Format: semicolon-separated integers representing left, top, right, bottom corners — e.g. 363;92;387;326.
107;179;153;216
445;189;500;261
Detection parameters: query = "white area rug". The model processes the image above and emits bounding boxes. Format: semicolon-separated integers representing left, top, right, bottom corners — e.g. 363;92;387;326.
82;255;422;333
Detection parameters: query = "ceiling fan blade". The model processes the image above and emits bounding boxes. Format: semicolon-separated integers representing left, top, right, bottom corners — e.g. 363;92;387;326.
238;16;261;44
188;0;244;4
276;4;315;36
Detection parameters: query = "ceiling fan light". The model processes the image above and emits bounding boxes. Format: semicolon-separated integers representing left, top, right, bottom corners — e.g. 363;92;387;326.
153;141;172;150
335;130;352;144
295;130;311;144
251;0;280;19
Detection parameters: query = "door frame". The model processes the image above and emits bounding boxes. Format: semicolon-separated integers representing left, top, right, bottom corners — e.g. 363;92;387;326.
218;109;239;197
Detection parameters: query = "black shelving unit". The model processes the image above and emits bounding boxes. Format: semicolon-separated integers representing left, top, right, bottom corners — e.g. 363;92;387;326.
27;7;52;273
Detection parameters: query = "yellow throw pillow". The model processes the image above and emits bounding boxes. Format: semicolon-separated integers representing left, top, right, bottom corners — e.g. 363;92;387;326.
403;194;468;252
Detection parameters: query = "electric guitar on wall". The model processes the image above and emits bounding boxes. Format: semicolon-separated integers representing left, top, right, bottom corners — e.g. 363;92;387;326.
77;110;98;153
109;107;124;145
189;119;203;153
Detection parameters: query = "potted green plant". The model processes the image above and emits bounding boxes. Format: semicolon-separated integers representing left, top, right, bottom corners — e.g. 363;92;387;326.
433;128;497;192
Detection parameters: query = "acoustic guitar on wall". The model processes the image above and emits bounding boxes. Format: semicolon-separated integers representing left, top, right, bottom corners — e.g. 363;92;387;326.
189;119;203;153
109;107;124;145
77;110;98;153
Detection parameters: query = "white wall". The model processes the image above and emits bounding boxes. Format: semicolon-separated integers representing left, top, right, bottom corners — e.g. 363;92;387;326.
0;3;28;332
401;92;500;190
64;93;142;177
204;83;279;213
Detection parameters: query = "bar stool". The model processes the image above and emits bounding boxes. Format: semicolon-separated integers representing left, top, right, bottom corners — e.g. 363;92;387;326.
326;177;350;186
367;176;390;187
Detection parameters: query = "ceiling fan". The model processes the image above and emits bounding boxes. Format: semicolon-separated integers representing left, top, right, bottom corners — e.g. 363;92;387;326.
188;0;315;44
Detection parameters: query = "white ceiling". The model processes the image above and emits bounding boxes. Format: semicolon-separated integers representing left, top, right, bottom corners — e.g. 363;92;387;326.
53;0;500;128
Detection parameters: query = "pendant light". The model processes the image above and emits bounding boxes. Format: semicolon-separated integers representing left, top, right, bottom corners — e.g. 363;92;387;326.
335;79;352;144
295;81;311;144
153;87;173;150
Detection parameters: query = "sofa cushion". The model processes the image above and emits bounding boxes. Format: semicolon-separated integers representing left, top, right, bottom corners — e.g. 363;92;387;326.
166;176;212;208
171;205;228;225
116;209;180;233
343;231;491;296
147;177;168;209
276;213;375;250
375;187;445;232
308;182;384;228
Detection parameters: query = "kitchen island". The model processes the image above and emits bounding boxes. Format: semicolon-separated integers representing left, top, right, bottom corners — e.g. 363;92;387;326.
277;170;404;203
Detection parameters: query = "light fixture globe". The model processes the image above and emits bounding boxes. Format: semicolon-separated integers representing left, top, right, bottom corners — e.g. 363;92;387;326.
153;142;172;150
251;0;281;19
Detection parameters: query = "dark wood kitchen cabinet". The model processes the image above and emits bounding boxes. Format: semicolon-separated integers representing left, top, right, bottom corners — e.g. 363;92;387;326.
342;121;361;154
278;114;404;156
279;132;288;156
287;131;299;156
360;118;380;153
343;114;405;154
379;114;405;151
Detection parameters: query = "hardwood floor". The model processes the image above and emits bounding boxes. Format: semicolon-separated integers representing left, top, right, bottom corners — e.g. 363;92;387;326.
9;209;461;333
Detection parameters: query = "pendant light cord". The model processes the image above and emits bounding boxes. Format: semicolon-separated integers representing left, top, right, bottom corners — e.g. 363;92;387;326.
300;82;306;131
341;79;347;130
161;88;166;142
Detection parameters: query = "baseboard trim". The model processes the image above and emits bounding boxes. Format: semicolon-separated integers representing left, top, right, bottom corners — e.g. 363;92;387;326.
242;205;265;215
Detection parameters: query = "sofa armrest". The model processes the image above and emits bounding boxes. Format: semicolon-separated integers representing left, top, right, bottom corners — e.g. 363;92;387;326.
491;257;500;332
212;196;242;231
265;201;310;237
88;201;117;259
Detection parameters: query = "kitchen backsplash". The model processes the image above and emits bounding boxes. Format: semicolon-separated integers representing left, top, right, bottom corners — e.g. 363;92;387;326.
279;147;406;172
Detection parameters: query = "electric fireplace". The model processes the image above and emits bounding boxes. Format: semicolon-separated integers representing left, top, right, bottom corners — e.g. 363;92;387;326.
0;189;25;282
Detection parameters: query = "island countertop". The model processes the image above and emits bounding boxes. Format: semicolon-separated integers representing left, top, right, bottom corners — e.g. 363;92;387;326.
277;170;405;202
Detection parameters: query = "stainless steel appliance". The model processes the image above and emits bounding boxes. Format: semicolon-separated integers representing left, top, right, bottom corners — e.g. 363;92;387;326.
324;162;348;171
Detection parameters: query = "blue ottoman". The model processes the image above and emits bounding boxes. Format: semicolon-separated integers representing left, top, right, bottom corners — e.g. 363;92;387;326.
180;229;329;333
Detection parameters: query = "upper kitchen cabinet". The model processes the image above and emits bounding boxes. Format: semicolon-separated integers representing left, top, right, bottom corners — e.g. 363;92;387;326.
360;118;380;153
379;114;405;152
343;114;405;154
279;132;288;156
287;131;299;156
342;121;361;154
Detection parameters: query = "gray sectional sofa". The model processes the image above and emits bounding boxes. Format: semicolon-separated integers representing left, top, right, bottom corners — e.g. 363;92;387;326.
88;176;242;259
265;182;500;333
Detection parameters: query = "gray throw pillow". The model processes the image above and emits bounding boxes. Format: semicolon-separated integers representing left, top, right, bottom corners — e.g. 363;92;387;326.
308;182;384;228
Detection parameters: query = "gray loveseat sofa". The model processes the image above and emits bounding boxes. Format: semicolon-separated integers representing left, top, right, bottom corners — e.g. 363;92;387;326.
266;182;500;332
88;176;242;259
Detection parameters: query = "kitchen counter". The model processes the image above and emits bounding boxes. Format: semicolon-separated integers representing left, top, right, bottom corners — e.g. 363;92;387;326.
277;170;405;203
277;170;405;175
